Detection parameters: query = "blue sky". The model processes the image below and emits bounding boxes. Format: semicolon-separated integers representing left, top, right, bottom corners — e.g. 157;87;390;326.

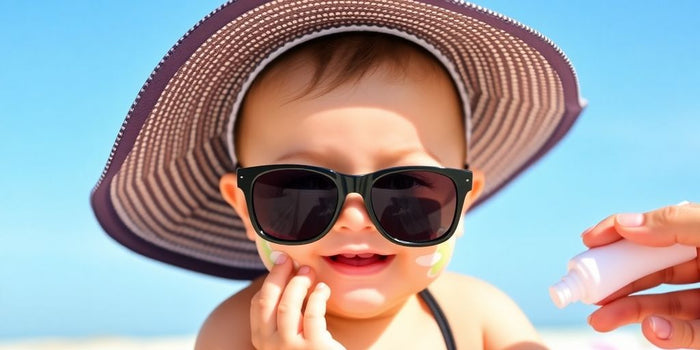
1;0;698;340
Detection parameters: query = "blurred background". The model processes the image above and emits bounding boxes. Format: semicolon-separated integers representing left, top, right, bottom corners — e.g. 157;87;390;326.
1;0;698;345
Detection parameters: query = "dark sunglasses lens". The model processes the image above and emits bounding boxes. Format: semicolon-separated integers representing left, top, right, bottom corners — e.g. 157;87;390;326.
371;171;457;243
252;169;338;242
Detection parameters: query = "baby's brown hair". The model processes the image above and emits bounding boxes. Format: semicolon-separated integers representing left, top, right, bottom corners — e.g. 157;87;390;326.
249;32;450;99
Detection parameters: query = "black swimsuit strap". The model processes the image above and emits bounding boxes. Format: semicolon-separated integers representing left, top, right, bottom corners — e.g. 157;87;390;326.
419;289;456;350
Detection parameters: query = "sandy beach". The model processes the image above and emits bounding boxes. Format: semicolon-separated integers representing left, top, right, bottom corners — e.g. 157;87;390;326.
0;335;196;350
0;329;663;350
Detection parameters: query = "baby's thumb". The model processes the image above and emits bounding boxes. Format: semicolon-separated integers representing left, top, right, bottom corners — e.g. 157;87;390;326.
643;315;700;349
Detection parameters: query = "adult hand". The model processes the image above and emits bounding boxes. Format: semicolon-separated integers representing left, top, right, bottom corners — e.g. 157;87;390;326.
581;201;700;349
249;253;346;350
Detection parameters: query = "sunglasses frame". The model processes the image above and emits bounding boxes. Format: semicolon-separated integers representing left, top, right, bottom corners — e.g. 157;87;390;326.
236;164;473;247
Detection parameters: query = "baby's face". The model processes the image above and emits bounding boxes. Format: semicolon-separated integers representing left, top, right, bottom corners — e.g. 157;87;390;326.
233;54;473;318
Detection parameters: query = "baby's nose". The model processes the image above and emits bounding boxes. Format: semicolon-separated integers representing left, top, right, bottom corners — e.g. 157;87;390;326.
333;193;376;233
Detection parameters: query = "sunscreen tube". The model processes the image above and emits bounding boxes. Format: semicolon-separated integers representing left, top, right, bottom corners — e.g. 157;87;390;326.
550;239;697;308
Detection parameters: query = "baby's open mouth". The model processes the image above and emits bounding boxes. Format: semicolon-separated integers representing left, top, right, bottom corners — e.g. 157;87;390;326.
329;253;390;266
323;253;395;275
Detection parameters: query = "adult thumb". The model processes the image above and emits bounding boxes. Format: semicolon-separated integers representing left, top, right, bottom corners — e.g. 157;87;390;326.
643;315;700;349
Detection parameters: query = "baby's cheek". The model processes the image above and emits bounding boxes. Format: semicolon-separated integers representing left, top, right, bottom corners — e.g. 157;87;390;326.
414;239;455;278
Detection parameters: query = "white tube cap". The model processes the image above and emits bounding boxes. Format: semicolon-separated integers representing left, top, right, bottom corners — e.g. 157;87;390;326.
549;273;583;308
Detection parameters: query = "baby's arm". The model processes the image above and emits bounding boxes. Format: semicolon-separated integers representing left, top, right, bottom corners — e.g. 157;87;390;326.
195;280;260;350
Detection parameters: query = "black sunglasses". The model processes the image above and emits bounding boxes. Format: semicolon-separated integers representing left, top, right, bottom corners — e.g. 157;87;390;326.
236;164;472;246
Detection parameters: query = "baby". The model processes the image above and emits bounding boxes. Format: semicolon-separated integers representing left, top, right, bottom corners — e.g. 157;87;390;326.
91;1;585;349
204;32;544;349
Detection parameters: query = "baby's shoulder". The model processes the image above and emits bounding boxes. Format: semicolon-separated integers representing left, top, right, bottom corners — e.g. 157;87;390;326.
429;272;511;322
430;271;508;305
430;272;544;349
431;271;532;319
194;278;263;350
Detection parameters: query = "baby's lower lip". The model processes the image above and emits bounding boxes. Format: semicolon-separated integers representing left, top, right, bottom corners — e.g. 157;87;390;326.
323;254;394;275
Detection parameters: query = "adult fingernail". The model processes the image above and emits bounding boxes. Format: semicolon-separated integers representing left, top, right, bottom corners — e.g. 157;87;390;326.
650;316;672;340
581;226;594;237
271;251;287;265
676;200;691;206
616;213;644;227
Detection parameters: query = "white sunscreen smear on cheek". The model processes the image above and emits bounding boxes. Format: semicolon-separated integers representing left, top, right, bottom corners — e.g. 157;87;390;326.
416;253;442;267
415;240;456;277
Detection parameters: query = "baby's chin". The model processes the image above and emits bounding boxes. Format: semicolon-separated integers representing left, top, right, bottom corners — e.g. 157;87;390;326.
325;287;410;320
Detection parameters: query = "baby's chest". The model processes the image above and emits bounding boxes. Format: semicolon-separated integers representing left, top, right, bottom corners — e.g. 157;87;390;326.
341;314;482;350
367;327;483;350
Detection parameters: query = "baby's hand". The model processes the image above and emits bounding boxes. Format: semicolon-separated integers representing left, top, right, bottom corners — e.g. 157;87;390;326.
250;253;345;350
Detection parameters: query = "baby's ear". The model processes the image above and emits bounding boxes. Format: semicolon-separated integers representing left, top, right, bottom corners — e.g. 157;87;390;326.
219;173;256;241
462;169;485;214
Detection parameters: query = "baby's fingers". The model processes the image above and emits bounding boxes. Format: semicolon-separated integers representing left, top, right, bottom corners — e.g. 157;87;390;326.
303;282;331;342
614;201;700;247
250;253;293;340
277;265;315;340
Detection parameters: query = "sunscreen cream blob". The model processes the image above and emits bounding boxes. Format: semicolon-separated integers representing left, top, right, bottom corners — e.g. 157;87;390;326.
550;239;697;308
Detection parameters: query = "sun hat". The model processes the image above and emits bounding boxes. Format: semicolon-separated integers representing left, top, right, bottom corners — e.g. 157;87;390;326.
91;0;585;280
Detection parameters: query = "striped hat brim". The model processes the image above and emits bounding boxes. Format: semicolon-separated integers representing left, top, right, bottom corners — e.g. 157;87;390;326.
91;0;584;279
